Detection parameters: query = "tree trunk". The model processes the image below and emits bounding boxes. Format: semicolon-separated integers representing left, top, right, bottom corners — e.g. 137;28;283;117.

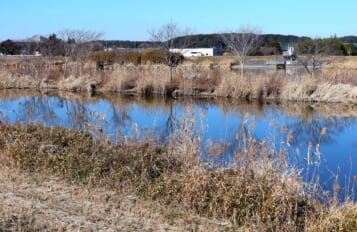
63;62;68;80
63;57;70;80
169;66;173;84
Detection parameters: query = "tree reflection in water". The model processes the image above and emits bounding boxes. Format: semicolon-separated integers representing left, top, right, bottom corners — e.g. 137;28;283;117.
286;105;357;146
4;92;357;152
19;95;58;125
1;90;357;200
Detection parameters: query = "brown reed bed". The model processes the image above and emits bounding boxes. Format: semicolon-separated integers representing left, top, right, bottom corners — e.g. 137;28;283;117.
65;62;357;104
2;56;357;104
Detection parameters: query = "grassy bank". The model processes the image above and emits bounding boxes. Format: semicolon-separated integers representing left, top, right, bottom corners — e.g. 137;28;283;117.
1;56;357;104
1;122;357;231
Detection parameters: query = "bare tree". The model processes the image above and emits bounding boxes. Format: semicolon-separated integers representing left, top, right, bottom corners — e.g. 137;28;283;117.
149;21;192;85
23;41;41;77
296;37;343;77
58;29;103;79
222;25;261;78
41;33;64;79
295;38;324;76
58;30;76;79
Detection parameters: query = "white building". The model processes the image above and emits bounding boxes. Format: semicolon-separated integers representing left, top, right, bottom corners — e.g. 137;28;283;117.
282;45;296;64
170;48;221;57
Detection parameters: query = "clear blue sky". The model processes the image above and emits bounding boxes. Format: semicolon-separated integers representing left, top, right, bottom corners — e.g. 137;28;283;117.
1;0;356;41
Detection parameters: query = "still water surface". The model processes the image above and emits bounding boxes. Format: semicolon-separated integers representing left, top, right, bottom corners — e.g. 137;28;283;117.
1;90;357;200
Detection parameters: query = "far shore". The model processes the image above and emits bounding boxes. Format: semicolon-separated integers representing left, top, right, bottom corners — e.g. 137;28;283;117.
1;56;357;104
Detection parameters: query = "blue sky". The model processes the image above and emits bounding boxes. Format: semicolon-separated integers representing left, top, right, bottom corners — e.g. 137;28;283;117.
1;0;356;41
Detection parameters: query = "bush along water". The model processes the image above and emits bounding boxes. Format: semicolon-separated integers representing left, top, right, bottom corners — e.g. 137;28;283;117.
0;107;357;231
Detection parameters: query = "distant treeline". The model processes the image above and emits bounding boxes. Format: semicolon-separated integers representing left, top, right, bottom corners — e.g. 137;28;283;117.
99;34;357;48
98;34;357;56
1;33;357;56
97;34;310;50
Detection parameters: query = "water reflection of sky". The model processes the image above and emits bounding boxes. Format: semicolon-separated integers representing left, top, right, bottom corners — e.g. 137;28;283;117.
0;92;357;201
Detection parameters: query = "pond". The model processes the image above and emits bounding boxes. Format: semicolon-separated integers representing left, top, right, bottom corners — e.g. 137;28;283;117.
1;90;357;201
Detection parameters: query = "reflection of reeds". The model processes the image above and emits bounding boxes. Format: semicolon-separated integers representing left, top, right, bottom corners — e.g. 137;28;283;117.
2;89;357;119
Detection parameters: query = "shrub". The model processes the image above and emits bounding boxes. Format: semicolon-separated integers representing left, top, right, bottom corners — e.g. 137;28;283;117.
123;51;142;65
169;52;184;66
88;49;184;66
88;51;116;64
141;49;166;64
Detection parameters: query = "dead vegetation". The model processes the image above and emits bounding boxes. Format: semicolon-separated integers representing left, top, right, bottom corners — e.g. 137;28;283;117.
1;56;357;104
0;166;212;231
1;106;357;231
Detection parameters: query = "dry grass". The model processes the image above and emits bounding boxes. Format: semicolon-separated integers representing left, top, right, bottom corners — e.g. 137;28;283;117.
2;56;357;103
0;125;317;230
98;63;224;96
323;57;357;85
0;104;357;231
0;71;41;89
305;203;357;231
214;72;286;100
0;119;309;230
101;56;357;103
280;75;357;103
0;165;222;231
0;124;233;231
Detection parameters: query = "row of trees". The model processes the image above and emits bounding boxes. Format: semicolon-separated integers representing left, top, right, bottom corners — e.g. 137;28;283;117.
0;30;103;79
2;24;357;81
296;36;357;56
2;29;356;60
295;36;350;75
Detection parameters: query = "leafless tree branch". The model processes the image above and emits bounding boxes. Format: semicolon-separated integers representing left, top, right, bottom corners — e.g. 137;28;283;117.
58;29;103;79
149;21;192;85
221;25;261;78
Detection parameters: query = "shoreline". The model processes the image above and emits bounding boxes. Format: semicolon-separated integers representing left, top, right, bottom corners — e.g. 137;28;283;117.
1;61;357;104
